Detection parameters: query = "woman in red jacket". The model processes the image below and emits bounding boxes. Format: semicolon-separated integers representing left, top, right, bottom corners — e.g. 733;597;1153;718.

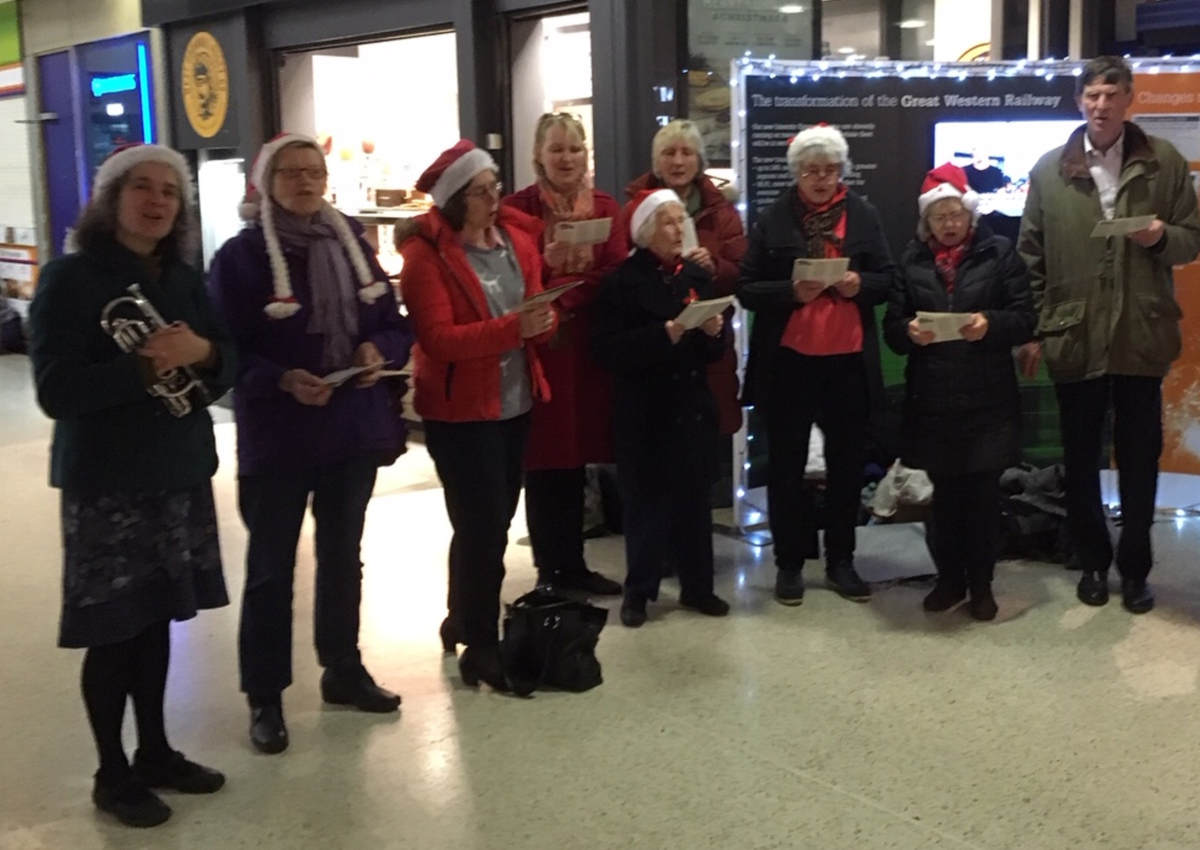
501;113;626;596
397;140;557;691
625;119;747;437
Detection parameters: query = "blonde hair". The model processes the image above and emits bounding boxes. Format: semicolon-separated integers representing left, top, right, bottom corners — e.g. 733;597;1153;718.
651;119;706;176
533;112;588;181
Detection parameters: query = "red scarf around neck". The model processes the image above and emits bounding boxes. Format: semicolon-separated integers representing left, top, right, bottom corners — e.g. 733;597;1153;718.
929;233;972;293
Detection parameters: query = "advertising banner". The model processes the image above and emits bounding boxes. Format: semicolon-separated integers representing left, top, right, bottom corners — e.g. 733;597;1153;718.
1128;74;1200;474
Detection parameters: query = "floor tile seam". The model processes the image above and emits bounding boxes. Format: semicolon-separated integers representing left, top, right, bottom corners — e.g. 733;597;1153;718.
626;691;994;850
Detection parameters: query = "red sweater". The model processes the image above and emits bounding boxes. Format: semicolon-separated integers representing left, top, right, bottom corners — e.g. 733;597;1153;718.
398;206;557;422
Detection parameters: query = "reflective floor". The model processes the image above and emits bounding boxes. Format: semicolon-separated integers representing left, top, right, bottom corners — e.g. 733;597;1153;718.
3;352;1200;849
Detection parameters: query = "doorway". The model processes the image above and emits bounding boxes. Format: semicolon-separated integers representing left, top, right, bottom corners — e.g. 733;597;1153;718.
508;7;592;193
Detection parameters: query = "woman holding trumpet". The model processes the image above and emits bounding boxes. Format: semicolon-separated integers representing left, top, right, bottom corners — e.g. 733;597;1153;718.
29;143;236;828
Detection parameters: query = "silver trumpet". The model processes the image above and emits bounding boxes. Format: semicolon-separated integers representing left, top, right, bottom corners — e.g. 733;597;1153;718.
100;283;209;417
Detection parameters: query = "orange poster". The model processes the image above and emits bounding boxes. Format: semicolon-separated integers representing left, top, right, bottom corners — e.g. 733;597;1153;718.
1130;73;1200;473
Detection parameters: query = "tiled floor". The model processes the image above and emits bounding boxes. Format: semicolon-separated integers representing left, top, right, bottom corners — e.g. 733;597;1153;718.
3;351;1200;849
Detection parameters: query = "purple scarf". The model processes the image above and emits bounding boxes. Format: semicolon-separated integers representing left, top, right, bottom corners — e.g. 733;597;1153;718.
272;204;359;371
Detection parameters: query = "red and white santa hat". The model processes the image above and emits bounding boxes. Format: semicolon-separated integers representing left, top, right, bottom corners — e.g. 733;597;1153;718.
241;132;386;320
918;163;979;219
92;143;195;205
416;139;498;209
628;188;683;247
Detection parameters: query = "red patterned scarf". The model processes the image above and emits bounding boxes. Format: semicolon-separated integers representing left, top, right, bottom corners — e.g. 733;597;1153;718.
538;178;596;274
930;235;971;293
797;185;848;259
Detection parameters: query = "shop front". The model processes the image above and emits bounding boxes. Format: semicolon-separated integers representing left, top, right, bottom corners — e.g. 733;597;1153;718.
145;0;684;270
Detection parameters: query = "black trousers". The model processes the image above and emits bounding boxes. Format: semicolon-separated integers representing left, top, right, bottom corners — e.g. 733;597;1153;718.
927;470;1002;591
1055;375;1162;581
237;456;379;699
618;443;715;602
425;415;529;648
766;350;869;569
525;466;587;579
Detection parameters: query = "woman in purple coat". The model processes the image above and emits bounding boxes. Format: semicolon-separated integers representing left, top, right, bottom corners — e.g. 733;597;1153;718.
208;133;413;755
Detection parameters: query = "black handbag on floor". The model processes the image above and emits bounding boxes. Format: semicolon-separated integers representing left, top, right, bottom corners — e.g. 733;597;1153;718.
499;588;608;697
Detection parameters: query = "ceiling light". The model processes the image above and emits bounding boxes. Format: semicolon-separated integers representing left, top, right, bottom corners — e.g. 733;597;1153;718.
924;38;937;46
898;18;927;28
837;46;855;54
105;102;125;117
779;4;805;12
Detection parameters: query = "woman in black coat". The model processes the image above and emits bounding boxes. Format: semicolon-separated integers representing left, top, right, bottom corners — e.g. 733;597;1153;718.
592;189;731;628
737;125;894;607
29;145;235;827
882;164;1035;620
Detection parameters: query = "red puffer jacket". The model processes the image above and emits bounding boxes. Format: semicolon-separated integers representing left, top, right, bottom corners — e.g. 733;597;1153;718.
398;206;557;422
501;185;626;469
624;172;747;435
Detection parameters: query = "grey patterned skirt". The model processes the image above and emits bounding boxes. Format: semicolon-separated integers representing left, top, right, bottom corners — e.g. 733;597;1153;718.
58;483;229;648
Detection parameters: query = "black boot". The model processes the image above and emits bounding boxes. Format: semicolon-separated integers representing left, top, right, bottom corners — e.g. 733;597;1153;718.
620;594;648;628
826;558;871;601
1077;570;1110;606
774;566;805;606
1121;578;1154;614
132;749;225;794
439;617;461;654
458;645;510;691
248;697;288;755
680;592;731;617
968;586;998;621
321;664;402;713
542;568;622;596
92;773;172;828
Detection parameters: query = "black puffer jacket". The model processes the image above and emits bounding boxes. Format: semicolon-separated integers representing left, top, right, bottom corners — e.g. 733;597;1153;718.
882;226;1036;475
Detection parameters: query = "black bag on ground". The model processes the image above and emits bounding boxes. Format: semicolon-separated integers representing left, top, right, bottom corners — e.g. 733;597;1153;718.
499;588;608;697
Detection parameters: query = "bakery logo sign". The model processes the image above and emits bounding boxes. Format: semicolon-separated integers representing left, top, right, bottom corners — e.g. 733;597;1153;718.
181;31;229;138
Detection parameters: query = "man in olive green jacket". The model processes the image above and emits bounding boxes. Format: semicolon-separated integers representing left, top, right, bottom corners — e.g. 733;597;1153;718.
1019;56;1200;615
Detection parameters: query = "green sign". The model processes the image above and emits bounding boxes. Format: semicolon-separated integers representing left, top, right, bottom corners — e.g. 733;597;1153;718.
0;2;20;66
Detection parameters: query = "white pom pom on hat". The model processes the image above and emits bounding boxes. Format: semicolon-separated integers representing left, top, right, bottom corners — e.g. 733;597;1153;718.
243;132;387;319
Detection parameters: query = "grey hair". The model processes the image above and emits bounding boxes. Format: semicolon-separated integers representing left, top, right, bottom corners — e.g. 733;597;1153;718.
651;119;706;176
633;201;686;248
786;125;852;179
71;166;200;262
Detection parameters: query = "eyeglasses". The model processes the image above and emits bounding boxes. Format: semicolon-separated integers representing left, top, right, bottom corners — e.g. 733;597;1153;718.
799;166;841;181
929;210;970;225
465;181;503;200
275;167;327;181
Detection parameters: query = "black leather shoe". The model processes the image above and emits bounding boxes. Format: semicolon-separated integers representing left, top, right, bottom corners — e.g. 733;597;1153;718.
1077;570;1110;606
249;704;288;755
321;665;401;713
458;645;510;691
775;568;805;606
680;593;730;617
620;595;647;628
827;559;871;601
1121;578;1155;614
93;774;172;828
132;749;225;794
544;568;623;596
968;587;998;621
923;582;967;612
439;617;461;654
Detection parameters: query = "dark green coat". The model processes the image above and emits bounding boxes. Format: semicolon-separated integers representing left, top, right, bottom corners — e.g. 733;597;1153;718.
29;239;237;493
1018;122;1200;381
